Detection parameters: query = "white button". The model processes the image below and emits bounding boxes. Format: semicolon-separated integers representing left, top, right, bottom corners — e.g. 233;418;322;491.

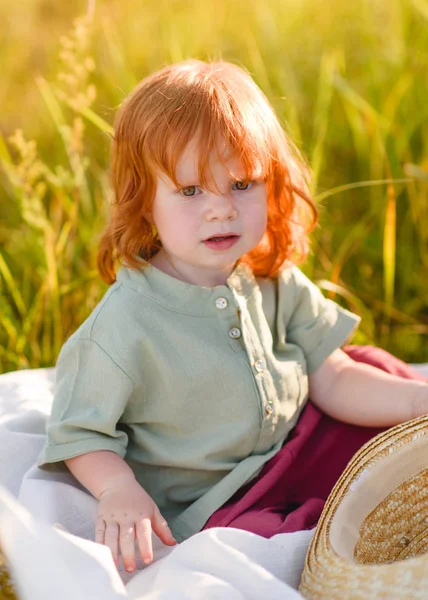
228;327;242;339
265;403;273;416
255;360;265;373
215;297;228;310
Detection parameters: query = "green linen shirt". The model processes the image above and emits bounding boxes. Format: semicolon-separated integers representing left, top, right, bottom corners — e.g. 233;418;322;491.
38;258;360;542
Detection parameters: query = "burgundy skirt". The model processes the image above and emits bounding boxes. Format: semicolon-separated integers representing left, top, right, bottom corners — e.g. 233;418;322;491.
202;345;428;537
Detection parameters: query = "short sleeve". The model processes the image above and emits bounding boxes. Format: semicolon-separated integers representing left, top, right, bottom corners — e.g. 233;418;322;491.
38;336;134;468
277;266;361;374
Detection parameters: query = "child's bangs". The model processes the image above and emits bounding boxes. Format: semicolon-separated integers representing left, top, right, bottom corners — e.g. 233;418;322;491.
144;77;273;192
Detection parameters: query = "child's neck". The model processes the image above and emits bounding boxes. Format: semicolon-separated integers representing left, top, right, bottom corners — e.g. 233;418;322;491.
149;251;235;288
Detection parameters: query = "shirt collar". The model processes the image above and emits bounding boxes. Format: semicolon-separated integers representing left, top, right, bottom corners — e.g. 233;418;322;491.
115;256;258;316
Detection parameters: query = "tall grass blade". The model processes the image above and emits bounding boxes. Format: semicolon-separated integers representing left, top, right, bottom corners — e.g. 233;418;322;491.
75;106;114;135
35;76;67;130
36;76;93;217
101;17;138;92
315;179;412;203
329;209;378;285
44;227;63;360
383;182;397;308
0;252;27;318
310;52;336;192
0;308;18;348
0;131;12;163
333;75;389;130
409;0;428;21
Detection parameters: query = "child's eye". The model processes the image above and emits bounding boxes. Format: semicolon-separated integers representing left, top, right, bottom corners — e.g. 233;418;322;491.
232;180;253;191
180;186;201;197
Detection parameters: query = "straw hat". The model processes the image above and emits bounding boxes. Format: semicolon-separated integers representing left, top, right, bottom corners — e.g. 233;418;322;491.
299;415;428;599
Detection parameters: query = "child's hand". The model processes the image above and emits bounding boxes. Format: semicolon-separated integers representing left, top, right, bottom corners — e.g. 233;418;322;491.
95;476;177;572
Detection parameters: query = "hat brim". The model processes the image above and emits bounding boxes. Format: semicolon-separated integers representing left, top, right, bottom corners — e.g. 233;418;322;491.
300;415;428;599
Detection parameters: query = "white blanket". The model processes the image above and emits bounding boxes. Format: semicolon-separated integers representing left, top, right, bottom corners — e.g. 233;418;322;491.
0;364;427;599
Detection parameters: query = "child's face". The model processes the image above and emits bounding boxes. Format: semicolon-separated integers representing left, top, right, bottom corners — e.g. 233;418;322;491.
146;138;267;287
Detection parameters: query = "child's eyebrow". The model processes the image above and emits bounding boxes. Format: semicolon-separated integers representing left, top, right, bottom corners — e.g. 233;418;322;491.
177;175;254;187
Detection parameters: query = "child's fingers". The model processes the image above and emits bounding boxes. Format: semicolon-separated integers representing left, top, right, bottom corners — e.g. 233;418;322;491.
94;517;106;545
136;517;154;565
152;509;177;546
104;520;120;568
119;522;137;572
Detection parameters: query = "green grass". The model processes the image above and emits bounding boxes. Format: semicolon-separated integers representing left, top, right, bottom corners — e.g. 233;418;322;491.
0;0;427;373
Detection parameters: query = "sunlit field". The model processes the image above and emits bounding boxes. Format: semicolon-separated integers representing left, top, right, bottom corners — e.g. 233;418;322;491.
1;0;427;374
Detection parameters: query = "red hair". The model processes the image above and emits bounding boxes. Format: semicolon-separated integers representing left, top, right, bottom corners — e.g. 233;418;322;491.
98;59;317;284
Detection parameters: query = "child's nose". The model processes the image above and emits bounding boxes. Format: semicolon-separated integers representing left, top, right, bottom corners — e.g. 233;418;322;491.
206;193;238;221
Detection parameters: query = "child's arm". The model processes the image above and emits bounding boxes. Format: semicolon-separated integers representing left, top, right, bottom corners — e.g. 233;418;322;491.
308;349;428;427
65;451;177;572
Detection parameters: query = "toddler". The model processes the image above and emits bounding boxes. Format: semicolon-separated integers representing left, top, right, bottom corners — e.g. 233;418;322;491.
38;59;428;573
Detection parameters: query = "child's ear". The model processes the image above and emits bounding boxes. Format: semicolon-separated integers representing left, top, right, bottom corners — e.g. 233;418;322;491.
143;211;154;224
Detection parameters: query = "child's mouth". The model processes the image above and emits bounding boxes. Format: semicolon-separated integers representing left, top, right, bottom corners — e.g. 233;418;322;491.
203;235;240;250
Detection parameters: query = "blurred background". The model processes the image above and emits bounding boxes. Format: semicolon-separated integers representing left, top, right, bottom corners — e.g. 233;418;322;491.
0;0;427;374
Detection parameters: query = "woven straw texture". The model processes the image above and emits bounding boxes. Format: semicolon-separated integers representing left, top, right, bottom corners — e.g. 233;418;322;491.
0;552;16;600
355;468;428;564
299;415;428;599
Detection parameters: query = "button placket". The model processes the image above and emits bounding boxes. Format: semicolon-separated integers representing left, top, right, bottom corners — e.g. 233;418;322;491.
215;291;243;346
215;297;228;310
239;315;271;424
228;326;242;339
228;287;276;435
265;399;274;416
254;359;265;373
239;312;279;439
